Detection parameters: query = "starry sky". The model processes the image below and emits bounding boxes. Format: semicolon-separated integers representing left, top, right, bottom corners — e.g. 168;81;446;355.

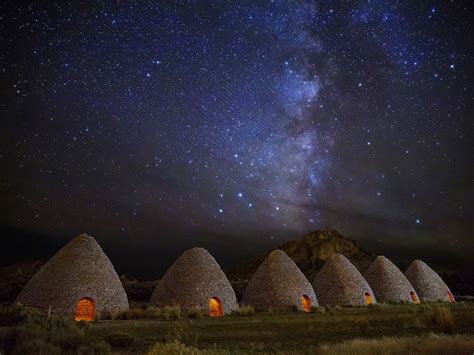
1;1;472;276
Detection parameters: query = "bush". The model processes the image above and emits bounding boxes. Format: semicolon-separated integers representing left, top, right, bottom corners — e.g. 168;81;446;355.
146;306;162;319
233;305;254;316
114;305;180;320
431;306;454;333
161;305;181;321
128;308;147;319
187;306;205;319
0;303;42;326
0;312;107;354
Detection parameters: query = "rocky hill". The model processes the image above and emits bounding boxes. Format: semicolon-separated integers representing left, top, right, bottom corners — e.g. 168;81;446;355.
228;229;375;299
0;261;43;303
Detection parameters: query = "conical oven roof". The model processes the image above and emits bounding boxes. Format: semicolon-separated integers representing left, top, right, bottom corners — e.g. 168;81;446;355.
364;256;419;303
16;233;129;317
149;247;238;315
405;260;454;303
313;253;376;306
241;250;317;311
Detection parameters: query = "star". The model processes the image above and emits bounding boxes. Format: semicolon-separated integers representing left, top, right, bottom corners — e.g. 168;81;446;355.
0;0;470;277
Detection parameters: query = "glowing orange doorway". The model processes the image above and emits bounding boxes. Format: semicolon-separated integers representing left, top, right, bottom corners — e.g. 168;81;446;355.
364;292;373;305
410;291;419;303
448;291;455;303
209;297;223;317
75;297;95;321
301;295;312;312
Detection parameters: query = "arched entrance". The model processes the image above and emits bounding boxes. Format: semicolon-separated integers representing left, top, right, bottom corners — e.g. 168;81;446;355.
447;291;455;303
301;295;312;312
364;292;373;305
75;297;95;321
409;291;419;303
209;297;223;317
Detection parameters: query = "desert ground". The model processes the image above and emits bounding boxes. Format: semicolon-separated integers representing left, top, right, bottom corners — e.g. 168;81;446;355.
2;301;474;354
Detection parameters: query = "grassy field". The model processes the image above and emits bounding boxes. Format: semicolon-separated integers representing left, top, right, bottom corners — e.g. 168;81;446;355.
88;303;474;353
1;302;474;354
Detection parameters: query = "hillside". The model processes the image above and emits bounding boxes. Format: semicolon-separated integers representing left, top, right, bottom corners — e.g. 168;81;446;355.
0;261;43;303
228;229;375;299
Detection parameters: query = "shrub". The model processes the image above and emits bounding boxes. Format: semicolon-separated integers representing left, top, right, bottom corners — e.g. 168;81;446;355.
114;310;129;320
148;340;199;354
0;304;42;326
113;305;182;320
47;317;87;352
114;308;145;320
146;306;162;319
187;306;205;319
0;312;106;354
431;306;454;333
128;308;147;319
54;332;87;352
233;305;254;316
161;305;181;321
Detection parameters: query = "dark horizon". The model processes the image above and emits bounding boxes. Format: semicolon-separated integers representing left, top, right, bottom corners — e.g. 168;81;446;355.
1;224;471;280
1;1;472;277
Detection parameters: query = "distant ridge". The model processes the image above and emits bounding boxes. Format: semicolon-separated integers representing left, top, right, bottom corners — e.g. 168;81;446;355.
228;229;375;299
230;229;374;280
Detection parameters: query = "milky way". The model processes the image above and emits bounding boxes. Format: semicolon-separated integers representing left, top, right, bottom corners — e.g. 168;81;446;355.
1;1;472;274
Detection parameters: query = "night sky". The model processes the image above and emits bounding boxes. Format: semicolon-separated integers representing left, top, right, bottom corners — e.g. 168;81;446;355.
1;1;472;276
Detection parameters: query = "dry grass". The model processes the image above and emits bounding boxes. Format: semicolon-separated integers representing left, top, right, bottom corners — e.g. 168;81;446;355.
311;306;326;314
112;305;180;321
147;340;226;354
317;333;474;355
88;302;474;353
3;302;473;354
431;306;454;333
187;306;205;319
233;305;255;316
